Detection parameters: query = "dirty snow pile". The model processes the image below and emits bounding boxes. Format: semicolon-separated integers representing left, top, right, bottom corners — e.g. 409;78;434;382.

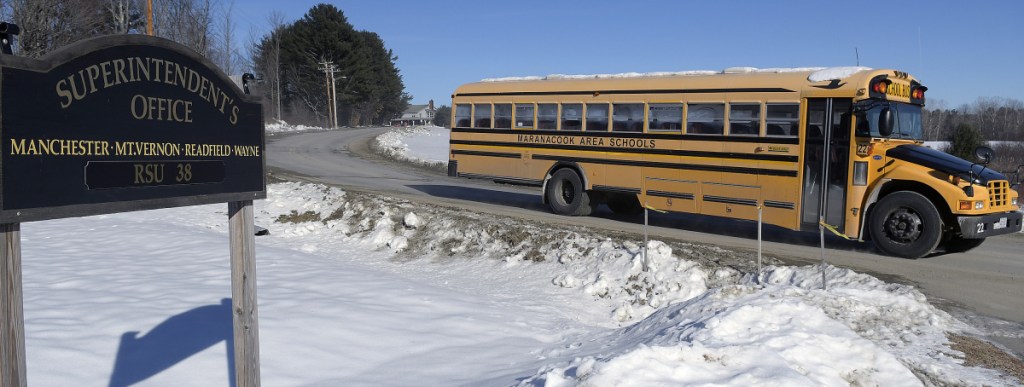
264;119;330;134
372;125;450;168
20;180;1018;386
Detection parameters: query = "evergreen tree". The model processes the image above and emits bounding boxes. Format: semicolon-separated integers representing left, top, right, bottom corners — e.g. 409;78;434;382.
255;3;408;126
944;123;987;162
433;105;451;127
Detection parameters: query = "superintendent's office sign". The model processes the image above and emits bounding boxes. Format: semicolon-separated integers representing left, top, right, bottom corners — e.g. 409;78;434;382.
0;35;265;223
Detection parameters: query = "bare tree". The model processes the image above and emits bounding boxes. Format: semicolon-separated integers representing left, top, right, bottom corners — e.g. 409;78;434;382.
105;0;139;33
150;0;213;56
10;0;105;57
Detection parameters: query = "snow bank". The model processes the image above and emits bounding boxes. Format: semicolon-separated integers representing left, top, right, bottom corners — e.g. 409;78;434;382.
371;125;450;169
265;119;331;134
20;181;1019;385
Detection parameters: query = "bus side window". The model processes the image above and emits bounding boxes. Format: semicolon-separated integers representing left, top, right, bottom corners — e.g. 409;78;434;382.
494;104;512;129
455;104;472;127
473;104;492;128
729;103;761;136
648;103;683;132
687;103;724;135
537;104;558;129
612;103;645;132
561;103;582;131
766;103;799;137
586;103;609;131
515;103;535;129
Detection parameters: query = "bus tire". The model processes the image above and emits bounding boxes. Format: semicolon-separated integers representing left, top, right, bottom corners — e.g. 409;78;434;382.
607;193;643;215
868;191;942;259
546;169;593;216
941;235;985;253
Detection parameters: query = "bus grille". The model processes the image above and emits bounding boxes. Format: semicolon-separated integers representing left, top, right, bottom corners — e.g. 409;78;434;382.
988;180;1009;208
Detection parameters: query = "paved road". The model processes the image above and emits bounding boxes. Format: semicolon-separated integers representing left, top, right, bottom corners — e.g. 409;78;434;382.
267;127;1024;346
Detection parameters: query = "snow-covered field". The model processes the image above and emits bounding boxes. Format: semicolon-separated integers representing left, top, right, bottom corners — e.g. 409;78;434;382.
18;125;1022;386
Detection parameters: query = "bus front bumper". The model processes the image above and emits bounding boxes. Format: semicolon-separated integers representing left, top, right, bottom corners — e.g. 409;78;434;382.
957;211;1023;239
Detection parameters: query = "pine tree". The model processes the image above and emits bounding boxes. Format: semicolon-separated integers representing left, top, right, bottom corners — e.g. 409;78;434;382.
433;105;451;127
944;123;987;162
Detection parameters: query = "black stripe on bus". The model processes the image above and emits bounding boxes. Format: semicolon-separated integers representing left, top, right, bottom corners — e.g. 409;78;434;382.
592;185;641;194
764;200;796;209
450;140;798;162
454;87;795;97
531;155;799;177
450;149;521;159
458;172;543;186
703;195;759;206
646;190;695;200
451;127;801;145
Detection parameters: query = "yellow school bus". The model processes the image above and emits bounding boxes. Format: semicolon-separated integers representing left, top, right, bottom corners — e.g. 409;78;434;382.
447;67;1022;258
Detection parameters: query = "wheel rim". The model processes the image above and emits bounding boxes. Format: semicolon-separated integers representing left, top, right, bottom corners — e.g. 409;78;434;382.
883;208;923;243
560;181;576;204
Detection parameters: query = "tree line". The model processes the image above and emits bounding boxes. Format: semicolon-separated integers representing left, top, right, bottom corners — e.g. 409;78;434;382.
923;97;1024;173
0;1;408;127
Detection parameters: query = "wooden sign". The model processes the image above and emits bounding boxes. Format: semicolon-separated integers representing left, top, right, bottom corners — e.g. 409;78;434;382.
0;34;264;387
0;34;265;223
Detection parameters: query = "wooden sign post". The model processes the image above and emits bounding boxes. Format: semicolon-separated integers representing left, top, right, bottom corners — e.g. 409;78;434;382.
0;34;266;386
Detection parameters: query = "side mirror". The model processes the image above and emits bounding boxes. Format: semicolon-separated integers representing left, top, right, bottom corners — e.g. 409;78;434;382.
878;108;895;137
974;145;995;165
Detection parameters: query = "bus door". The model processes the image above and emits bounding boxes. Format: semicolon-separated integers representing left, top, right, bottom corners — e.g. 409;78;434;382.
801;98;852;232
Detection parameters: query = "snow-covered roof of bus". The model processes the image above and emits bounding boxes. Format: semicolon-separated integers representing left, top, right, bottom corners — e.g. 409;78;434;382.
478;66;873;83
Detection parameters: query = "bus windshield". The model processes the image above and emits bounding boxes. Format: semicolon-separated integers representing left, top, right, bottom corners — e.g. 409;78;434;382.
855;101;923;140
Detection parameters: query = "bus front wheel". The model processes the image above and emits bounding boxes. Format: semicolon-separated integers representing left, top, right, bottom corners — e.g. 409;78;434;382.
868;191;942;259
546;169;594;216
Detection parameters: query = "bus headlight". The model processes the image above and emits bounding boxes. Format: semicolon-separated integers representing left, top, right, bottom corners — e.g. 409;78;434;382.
959;200;985;210
1013;197;1019;206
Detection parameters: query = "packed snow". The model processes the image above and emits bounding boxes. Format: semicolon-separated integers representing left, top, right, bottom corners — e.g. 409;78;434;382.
372;125;451;169
481;67;832;83
17;125;1023;386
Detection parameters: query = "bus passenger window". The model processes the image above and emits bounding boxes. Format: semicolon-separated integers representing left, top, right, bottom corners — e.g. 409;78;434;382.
729;104;761;136
612;103;645;132
586;103;609;131
537;104;558;129
686;103;724;135
515;104;535;129
473;104;492;128
766;104;799;137
561;104;582;131
494;104;512;129
648;103;683;132
455;104;471;127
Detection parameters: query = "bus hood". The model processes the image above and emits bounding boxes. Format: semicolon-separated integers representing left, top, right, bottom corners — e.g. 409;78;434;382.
886;144;1006;185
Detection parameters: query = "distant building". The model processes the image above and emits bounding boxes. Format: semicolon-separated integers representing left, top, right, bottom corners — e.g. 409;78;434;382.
390;100;436;126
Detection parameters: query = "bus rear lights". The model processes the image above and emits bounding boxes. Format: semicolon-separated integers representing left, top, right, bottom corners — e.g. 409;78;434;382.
872;80;890;93
912;89;925;99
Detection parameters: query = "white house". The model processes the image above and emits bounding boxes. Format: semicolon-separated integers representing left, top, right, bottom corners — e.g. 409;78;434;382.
391;100;436;126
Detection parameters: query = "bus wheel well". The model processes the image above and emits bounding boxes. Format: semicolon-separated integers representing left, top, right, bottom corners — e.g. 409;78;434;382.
542;163;589;204
864;180;953;239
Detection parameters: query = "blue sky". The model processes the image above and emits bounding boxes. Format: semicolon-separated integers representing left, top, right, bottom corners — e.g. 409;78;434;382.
234;0;1024;109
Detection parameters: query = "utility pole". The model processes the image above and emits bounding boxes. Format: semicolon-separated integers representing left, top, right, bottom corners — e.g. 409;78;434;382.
329;65;339;129
318;60;334;128
147;0;154;36
317;60;342;128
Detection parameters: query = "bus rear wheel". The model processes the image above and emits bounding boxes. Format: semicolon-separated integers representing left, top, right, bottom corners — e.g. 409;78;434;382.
868;191;942;259
546;169;594;216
